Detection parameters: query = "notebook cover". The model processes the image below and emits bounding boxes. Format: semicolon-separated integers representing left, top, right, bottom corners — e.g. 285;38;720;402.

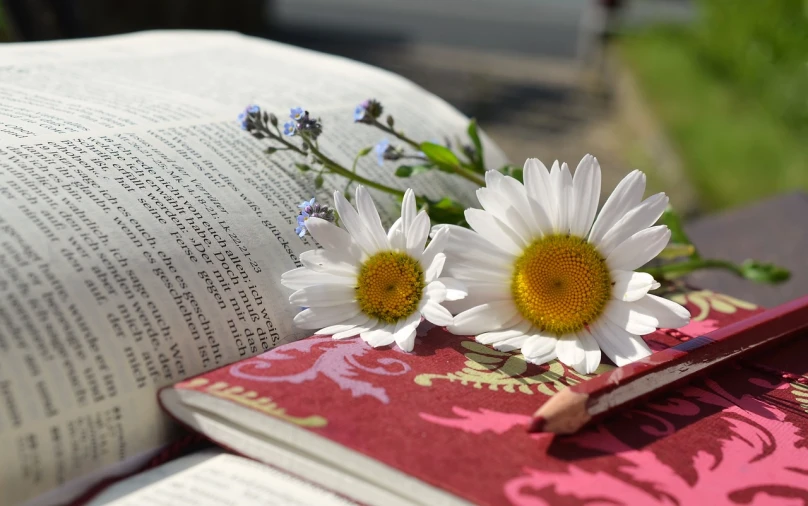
169;290;808;505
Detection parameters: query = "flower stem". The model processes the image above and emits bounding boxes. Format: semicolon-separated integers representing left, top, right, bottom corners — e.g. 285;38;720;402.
639;258;743;279
369;120;486;187
371;120;420;150
304;140;406;198
258;124;406;197
449;163;486;187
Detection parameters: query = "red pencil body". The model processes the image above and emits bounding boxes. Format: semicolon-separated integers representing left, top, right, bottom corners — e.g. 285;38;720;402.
531;295;808;434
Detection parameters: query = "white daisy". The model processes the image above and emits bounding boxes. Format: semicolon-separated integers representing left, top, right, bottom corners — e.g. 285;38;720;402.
443;155;690;374
281;186;466;352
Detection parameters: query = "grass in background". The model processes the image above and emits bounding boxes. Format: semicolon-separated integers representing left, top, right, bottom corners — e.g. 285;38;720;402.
618;21;808;211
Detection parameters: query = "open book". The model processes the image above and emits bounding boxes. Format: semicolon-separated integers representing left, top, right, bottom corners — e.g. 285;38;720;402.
0;30;508;505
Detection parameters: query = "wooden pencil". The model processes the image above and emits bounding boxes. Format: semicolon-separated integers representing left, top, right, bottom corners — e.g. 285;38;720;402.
528;294;808;435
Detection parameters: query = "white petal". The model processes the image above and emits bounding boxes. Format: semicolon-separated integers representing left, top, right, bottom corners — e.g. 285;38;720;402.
556;332;601;374
421;301;453;326
464;208;525;255
523;158;557;229
395;327;418;352
550;162;574;234
436;277;467;301
425;253;446;283
442;224;516;261
631;294;691;329
362;325;396;347
445;258;509;279
477;187;532;245
521;332;558;363
443;281;510;314
393;312;422;352
589;319;651;367
401;188;417;237
597;193;669;256
606;226;671;271
333;320;378;340
294;304;362;329
316;314;371;336
420;226;449;273
484;168;504;188
503;175;544;235
526;196;553;238
611;270;657;302
355;187;390;252
444;247;513;273
589;170;647;244
476;320;532;345
305;218;363;262
448;300;520;335
523;158;553;202
299;249;358;276
333;191;378;256
406;211;430;260
424;280;448;303
446;265;510;285
603;300;659;335
281;267;354;290
289;284;356;307
492;335;531;352
569;154;601;238
387;218;405;251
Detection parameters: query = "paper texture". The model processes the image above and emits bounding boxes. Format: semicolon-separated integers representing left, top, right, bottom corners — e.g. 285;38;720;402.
0;30;508;505
104;453;357;506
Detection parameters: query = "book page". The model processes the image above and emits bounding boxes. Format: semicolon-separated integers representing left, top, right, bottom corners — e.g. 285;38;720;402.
100;453;357;506
0;31;509;505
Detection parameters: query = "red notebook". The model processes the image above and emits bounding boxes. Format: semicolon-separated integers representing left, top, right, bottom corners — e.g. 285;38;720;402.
159;290;808;506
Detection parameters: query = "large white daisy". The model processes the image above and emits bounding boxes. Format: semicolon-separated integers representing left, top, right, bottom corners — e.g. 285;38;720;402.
281;187;466;352
443;155;690;374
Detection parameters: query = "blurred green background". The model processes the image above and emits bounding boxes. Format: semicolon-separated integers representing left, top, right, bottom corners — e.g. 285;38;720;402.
620;0;808;211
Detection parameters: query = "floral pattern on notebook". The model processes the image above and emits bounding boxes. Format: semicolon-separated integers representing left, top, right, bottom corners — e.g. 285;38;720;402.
172;293;808;506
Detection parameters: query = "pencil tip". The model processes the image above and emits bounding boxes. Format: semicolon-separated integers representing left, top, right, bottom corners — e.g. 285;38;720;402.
527;415;546;433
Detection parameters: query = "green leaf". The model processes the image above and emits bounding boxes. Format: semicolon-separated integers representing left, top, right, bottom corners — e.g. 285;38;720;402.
739;260;790;284
424;197;467;226
395;165;431;178
420;142;461;170
357;146;373;157
386;115;395;128
660;206;698;259
467;118;484;170
265;147;278;155
314;174;324;189
658;243;697;260
295;163;312;172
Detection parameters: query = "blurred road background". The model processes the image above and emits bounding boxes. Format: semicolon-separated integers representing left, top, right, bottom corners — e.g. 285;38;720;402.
266;0;698;211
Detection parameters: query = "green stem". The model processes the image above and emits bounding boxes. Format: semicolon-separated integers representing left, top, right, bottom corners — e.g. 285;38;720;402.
449;163;486;187
304;140;406;198
258;124;425;204
369;120;486;187
371;120;420;150
639;258;743;280
343;150;365;195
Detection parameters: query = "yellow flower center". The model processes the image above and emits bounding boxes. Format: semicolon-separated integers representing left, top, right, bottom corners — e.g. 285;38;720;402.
356;251;425;324
511;235;611;335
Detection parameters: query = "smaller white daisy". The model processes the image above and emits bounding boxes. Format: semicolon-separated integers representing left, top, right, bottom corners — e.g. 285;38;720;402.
281;186;466;352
